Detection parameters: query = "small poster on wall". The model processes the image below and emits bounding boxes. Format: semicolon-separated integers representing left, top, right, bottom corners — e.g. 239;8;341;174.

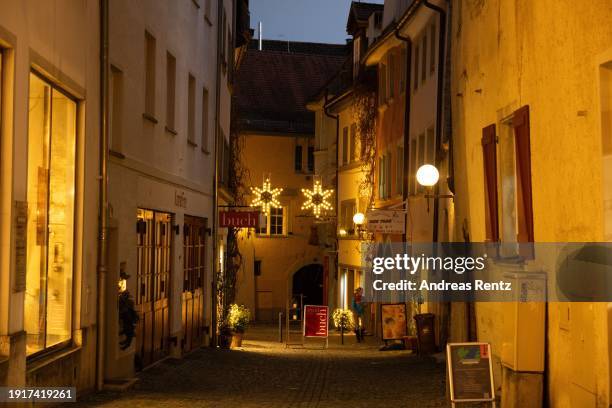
380;303;408;340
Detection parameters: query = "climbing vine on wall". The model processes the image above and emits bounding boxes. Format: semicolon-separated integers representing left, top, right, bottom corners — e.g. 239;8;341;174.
216;112;250;327
353;82;377;212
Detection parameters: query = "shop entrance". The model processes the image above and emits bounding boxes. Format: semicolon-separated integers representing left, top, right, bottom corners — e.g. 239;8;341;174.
292;264;324;307
182;215;207;353
135;209;172;371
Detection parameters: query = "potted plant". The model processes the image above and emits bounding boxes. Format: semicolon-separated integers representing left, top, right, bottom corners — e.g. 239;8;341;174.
332;308;355;345
218;322;233;349
228;304;251;348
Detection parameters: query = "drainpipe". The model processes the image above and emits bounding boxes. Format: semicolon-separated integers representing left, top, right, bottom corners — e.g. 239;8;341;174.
422;0;446;244
96;0;110;391
394;30;412;244
323;89;339;311
211;0;224;347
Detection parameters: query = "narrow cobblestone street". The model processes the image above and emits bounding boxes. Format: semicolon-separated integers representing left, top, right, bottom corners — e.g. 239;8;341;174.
77;325;447;407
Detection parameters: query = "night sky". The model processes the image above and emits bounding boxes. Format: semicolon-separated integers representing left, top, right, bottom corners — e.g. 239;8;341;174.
250;0;384;44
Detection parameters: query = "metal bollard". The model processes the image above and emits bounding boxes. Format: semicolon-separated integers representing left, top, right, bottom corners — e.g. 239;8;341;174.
278;312;283;342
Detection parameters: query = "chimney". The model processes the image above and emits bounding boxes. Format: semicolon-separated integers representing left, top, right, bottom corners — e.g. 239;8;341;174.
258;21;263;50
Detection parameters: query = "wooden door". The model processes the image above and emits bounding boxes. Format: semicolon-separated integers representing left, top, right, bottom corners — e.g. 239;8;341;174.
135;209;172;370
182;215;207;352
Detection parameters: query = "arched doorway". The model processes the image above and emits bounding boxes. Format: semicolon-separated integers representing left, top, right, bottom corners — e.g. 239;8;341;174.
292;264;324;306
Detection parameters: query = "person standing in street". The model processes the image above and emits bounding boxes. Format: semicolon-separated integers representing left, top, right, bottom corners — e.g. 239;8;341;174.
352;287;365;342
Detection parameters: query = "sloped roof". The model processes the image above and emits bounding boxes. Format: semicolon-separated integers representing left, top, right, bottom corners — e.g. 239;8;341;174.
347;1;384;34
234;40;347;135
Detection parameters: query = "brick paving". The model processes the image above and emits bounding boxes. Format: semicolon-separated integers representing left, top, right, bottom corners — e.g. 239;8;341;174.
76;324;447;407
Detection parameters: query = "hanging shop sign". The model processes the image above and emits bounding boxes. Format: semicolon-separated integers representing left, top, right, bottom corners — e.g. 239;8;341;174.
303;305;328;338
219;210;260;228
447;342;495;405
366;210;405;234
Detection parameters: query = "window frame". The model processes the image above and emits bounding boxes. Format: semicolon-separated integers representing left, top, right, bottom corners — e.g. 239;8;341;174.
256;206;287;236
187;73;197;145
165;52;176;132
144;31;157;118
25;70;79;359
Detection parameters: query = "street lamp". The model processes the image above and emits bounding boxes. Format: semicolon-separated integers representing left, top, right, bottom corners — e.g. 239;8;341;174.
352;212;365;226
416;164;439;187
416;164;453;212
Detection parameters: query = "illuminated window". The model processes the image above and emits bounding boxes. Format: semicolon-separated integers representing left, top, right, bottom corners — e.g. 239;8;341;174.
269;207;284;235
256;207;286;236
25;73;77;356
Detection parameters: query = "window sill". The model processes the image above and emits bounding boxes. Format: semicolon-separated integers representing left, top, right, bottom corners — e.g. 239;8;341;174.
187;139;198;147
338;161;362;172
142;112;158;124
26;344;81;375
165;126;178;136
109;149;125;159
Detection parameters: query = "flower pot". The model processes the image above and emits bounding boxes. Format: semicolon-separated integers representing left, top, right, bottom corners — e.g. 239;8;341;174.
219;332;232;349
231;332;243;348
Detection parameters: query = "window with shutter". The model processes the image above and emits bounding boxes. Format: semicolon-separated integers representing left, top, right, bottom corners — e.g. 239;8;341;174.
512;106;534;246
482;124;499;242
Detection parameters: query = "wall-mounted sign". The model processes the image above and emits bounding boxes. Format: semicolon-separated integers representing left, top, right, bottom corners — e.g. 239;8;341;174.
219;210;260;228
175;190;187;208
447;342;495;405
303;305;328;338
381;303;408;340
366;210;405;234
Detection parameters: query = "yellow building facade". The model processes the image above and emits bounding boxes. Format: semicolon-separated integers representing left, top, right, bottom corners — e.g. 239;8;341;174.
451;0;612;405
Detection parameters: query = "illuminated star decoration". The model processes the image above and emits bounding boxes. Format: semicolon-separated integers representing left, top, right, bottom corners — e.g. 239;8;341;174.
250;177;283;215
301;179;333;218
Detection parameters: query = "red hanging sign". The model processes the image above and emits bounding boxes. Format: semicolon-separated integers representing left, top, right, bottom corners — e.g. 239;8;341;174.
303;305;328;338
219;211;260;228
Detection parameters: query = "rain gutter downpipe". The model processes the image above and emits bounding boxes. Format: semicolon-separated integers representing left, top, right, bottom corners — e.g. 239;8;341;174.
422;0;447;243
323;89;340;228
394;28;412;244
96;0;109;391
211;0;224;347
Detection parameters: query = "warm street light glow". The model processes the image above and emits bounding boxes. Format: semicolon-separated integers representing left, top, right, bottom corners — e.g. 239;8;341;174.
301;179;333;218
416;164;440;187
338;228;348;237
250;177;283;215
353;212;365;225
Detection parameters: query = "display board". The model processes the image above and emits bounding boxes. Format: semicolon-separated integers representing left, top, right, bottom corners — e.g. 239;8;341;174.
447;342;495;405
380;303;408;340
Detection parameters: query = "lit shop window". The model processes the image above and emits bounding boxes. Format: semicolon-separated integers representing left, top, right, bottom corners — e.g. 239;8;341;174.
25;73;77;356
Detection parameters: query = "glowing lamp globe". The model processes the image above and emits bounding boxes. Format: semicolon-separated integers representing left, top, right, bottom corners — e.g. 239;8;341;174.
352;212;365;226
416;164;439;187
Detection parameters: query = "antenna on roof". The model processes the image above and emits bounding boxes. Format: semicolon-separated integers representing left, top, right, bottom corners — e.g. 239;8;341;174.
258;21;263;50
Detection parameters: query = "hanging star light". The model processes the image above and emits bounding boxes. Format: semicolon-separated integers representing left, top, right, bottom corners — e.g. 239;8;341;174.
301;179;333;218
250;177;283;215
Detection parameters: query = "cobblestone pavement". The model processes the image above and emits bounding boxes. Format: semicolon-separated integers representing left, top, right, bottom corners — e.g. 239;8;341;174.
76;324;447;407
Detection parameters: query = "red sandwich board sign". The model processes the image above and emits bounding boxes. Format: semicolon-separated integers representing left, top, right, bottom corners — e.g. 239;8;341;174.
303;305;328;348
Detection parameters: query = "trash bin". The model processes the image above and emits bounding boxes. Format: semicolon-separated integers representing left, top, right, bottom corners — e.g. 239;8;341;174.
414;313;436;354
